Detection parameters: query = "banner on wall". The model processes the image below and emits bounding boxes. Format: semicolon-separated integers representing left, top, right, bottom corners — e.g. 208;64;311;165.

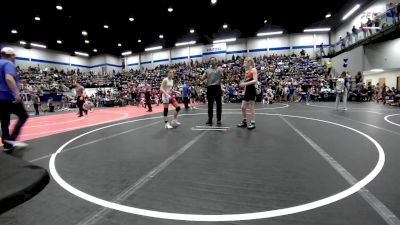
204;43;226;53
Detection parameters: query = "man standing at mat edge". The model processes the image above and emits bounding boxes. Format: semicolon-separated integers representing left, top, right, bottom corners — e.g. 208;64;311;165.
202;57;223;125
144;80;152;112
75;81;87;117
0;47;29;152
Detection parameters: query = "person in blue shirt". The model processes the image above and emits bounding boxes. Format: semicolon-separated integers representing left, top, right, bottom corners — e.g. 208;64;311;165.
0;47;29;152
182;81;190;109
228;85;236;103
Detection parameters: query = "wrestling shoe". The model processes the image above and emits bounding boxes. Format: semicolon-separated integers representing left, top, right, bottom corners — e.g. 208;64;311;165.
3;140;29;149
171;120;181;127
247;122;256;130
165;122;173;129
237;121;247;128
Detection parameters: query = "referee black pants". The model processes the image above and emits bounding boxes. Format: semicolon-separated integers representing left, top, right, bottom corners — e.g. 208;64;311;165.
207;85;222;121
77;97;87;116
145;92;152;111
0;100;29;149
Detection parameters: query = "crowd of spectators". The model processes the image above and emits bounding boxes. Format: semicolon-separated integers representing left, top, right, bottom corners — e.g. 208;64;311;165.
18;52;400;111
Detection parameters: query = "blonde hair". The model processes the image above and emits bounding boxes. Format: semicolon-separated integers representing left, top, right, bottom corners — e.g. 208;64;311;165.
244;57;255;68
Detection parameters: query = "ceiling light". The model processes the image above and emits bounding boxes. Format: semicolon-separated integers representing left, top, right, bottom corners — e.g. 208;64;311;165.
326;13;332;18
168;7;173;12
74;51;89;57
19;41;27;45
159;34;164;39
175;41;196;46
129;17;134;22
190;29;195;34
223;24;228;29
138;39;142;43
57;40;62;44
31;43;47;48
35;16;40;21
122;51;132;56
56;4;63;10
85;40;90;44
145;46;163;51
370;69;384;72
82;30;88;36
118;43;122;47
304;28;331;32
342;4;361;21
93;49;97;52
211;0;217;4
213;38;236;44
264;20;268;24
11;29;17;34
257;31;283;36
104;24;109;29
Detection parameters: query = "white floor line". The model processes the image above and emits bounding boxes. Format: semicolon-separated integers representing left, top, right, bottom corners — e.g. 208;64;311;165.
280;116;400;225
29;121;161;163
194;126;230;129
76;131;208;225
21;112;128;137
306;103;399;111
334;115;400;136
365;111;384;115
191;128;228;131
384;114;400;127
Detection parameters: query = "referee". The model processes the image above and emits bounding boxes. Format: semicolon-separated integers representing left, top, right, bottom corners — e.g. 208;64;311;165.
202;57;223;125
0;47;29;152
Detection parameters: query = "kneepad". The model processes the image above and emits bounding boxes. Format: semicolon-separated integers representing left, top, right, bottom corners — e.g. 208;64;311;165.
176;106;181;112
163;108;168;116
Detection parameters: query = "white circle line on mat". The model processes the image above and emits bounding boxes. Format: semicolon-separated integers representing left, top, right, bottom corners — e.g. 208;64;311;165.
49;112;385;222
194;104;289;111
384;114;400;127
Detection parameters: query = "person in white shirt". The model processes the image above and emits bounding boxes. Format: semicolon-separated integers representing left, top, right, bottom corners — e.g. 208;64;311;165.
335;72;349;110
160;68;181;129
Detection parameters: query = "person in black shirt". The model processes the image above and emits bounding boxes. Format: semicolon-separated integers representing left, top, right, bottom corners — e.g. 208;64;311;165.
367;82;373;101
355;72;363;84
352;25;359;42
144;80;152;112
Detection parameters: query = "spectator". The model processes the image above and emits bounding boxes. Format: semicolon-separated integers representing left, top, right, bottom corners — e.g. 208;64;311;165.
346;32;352;45
31;92;40;115
319;43;326;57
340;37;346;50
182;81;190;109
367;18;374;36
352;25;359;43
355;72;363;84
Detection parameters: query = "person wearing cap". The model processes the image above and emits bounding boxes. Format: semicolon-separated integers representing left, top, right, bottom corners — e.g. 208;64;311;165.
0;47;29;152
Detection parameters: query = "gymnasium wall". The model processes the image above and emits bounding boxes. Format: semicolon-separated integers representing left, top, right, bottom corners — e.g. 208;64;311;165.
331;46;364;77
364;70;400;89
0;43;91;72
2;32;329;71
330;37;400;82
364;38;400;70
127;32;329;69
0;43;123;73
